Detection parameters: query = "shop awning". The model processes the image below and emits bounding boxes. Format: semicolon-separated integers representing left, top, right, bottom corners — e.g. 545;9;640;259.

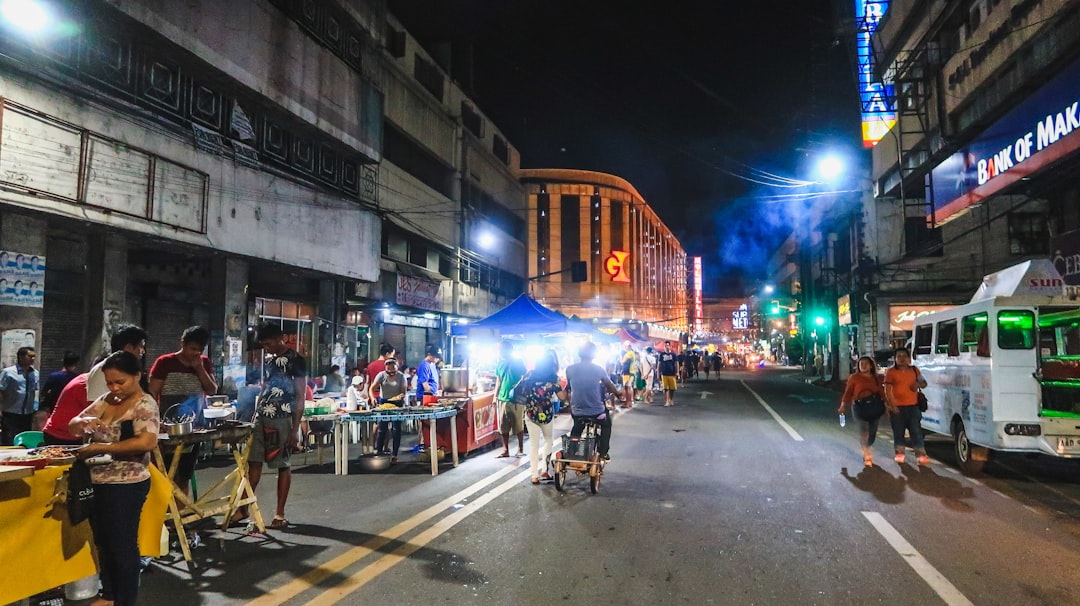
452;294;593;337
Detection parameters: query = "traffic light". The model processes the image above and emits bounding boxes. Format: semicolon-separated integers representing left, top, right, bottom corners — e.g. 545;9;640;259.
770;300;780;315
570;260;588;282
814;315;826;327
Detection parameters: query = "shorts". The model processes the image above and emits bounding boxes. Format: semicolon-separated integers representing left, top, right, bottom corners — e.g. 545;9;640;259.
634;372;646;390
249;416;294;470
661;375;678;391
498;400;525;434
621;374;634;387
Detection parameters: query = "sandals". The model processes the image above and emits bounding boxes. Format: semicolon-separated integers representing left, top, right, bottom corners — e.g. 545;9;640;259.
863;456;873;467
530;477;540;485
226;511;249;528
268;517;289;530
496;451;511;458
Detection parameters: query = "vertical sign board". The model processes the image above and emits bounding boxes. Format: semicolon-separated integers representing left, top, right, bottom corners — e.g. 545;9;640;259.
1052;228;1080;298
856;0;895;148
692;257;703;334
732;304;750;331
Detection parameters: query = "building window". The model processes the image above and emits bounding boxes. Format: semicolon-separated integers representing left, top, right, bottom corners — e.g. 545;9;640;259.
561;195;580;282
408;240;427;268
537;193;550;275
492;134;509;165
461;102;484;138
1007;212;1048;255
610;200;624;251
414;55;444;101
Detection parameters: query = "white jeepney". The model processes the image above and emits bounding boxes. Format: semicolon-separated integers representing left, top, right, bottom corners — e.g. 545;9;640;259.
912;260;1080;473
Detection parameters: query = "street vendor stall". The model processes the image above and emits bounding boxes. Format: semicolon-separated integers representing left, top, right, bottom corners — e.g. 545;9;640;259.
0;455;169;604
154;421;262;562
333;406;459;476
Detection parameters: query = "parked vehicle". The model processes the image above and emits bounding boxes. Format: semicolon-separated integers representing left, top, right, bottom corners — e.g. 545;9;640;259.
912;260;1080;473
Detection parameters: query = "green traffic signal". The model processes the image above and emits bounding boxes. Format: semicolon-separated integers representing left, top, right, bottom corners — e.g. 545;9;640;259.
814;315;826;326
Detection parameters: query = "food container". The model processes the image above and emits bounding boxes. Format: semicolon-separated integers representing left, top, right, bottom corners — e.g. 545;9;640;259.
356;454;391;471
202;405;236;428
440;368;469;393
164;420;193;436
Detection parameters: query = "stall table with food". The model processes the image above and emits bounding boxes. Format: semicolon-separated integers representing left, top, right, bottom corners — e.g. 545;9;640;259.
155;420;263;562
333;403;460;476
0;447;169;604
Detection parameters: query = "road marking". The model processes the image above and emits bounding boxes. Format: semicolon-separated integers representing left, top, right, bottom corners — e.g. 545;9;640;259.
304;469;533;606
740;380;804;441
244;458;528;606
700;391;713;399
862;512;974;606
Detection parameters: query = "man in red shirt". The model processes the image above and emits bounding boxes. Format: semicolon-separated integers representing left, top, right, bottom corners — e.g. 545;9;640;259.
41;373;89;445
366;343;396;398
149;326;218;495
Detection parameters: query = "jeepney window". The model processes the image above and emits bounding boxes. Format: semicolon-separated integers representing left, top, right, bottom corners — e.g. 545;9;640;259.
913;324;933;357
962;313;989;356
998;310;1035;349
935;319;959;356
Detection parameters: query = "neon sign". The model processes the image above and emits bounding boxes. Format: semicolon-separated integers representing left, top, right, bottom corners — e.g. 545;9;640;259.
855;0;895;148
732;304;749;331
692;257;703;333
605;251;631;283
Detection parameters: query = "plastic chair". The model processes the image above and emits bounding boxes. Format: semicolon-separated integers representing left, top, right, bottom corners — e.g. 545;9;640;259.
13;431;45;448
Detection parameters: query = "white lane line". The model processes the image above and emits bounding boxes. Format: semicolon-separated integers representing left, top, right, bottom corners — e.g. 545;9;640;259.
938;465;1041;513
740;380;804;441
862;512;974;606
304;469;533;606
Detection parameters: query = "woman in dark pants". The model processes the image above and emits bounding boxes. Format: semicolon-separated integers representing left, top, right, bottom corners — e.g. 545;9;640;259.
69;351;159;606
368;358;409;463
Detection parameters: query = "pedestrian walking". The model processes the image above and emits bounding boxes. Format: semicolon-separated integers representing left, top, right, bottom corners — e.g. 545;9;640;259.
493;340;527;458
0;346;39;445
884;347;929;465
639;347;656;404
521;348;561;484
619;342;637;408
658;341;679;406
838;356;886;467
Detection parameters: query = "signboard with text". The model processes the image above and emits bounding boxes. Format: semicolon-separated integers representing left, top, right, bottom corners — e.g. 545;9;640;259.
855;0;895;147
0;250;45;308
396;274;442;311
888;304;955;332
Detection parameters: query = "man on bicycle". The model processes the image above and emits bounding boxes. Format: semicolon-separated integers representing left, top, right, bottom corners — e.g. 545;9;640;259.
564;341;623;461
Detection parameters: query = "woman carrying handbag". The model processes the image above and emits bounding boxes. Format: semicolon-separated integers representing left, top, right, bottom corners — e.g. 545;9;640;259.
838;356;886;467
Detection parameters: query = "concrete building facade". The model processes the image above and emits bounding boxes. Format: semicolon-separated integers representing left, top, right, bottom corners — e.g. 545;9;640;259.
518;169;687;341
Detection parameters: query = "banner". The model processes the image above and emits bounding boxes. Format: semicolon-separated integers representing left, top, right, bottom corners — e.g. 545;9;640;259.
1052;228;1080;298
0;250;45;308
396;274;441;311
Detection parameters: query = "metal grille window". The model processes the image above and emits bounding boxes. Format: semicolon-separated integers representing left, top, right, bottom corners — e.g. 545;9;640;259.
1008;212;1048;255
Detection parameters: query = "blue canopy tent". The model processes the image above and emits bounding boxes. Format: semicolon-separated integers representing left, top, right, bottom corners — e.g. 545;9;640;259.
452;294;594;338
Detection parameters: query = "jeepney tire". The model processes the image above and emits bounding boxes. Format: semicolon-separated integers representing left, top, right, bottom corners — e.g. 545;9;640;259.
953;420;987;475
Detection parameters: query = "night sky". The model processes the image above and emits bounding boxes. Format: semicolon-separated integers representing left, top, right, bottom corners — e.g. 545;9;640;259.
388;0;863;296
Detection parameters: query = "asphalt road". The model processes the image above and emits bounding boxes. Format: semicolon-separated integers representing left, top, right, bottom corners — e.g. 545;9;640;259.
134;367;1080;605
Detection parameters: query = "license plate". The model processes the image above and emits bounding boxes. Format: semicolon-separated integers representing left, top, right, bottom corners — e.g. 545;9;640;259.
1056;437;1080;452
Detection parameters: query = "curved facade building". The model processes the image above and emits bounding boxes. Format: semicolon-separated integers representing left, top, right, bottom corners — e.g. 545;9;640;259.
518;169;688;335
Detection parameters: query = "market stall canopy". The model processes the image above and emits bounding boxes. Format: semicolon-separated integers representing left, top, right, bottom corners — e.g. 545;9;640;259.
452;294;595;337
615;327;651;346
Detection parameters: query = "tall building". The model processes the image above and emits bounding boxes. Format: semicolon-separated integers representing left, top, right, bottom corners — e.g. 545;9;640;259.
0;1;525;385
518;169;687;341
855;0;1080;356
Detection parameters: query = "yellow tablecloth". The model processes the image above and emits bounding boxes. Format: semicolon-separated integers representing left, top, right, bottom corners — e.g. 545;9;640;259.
0;464;171;604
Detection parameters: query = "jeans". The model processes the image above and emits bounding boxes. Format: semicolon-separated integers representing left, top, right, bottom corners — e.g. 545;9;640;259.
859;417;881;448
889;405;925;455
1;412;33;445
570;412;612;456
90;480;150;606
376;421;402;455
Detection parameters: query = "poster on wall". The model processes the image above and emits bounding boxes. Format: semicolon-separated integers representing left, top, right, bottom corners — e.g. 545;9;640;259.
226;337;243;366
1;329;35;367
0;250;45;308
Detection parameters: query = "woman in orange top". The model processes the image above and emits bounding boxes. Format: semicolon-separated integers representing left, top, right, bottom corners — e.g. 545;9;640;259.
838;356;886;467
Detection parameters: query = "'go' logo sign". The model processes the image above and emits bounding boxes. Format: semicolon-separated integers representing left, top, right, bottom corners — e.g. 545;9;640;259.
605;251;631;283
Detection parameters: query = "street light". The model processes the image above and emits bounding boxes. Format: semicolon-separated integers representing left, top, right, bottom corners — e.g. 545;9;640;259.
816;155;845;182
1;0;49;33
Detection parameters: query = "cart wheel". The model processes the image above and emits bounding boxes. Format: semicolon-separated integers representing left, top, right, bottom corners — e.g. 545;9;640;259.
589;472;600;494
553;464;567;492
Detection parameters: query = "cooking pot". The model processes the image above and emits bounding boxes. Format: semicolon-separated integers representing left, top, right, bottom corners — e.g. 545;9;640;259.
164;420;193;436
440;368;469;393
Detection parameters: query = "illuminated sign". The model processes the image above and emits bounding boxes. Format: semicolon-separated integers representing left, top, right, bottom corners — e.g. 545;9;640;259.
692;257;703;333
732;303;749;331
855;0;895;148
605;250;631;283
837;294;852;326
931;55;1080;225
887;305;954;332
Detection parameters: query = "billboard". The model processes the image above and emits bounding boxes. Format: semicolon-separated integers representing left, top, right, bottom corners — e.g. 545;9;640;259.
855;1;895;148
888;304;955;332
930;54;1080;225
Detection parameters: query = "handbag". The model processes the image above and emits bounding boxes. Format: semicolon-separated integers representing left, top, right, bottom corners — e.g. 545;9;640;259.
67;459;95;525
917;390;929;412
853;393;886;421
